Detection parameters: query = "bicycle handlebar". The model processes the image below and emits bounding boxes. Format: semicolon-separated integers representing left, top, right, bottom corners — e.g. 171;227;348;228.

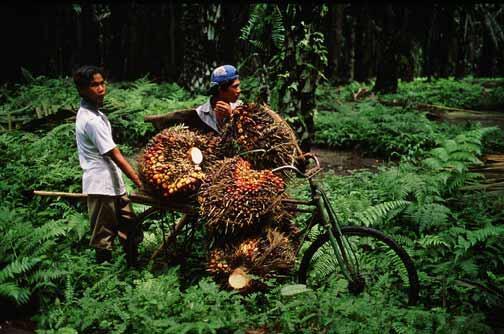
238;149;321;179
272;153;322;179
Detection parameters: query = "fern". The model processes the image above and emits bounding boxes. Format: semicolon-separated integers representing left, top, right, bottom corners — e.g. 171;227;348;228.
0;72;78;128
458;259;479;278
0;257;41;281
0;206;77;305
29;268;67;290
390;234;415;249
417;235;450;249
0;257;41;304
407;203;452;233
464;224;504;251
0;282;31;304
307;243;340;283
64;275;75;305
422;127;496;194
240;4;284;52
351;200;411;227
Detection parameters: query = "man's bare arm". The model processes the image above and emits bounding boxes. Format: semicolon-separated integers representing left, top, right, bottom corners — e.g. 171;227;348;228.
106;147;143;189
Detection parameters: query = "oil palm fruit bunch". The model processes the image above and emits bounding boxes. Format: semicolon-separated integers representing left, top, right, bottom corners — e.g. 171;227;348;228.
138;125;221;199
207;227;296;291
220;103;304;175
198;157;286;235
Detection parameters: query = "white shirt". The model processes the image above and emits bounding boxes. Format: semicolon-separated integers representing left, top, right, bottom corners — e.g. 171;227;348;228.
196;99;242;133
75;99;125;196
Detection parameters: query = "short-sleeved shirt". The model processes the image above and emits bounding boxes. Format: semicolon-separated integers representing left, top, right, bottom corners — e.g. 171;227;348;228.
196;99;242;133
75;99;125;196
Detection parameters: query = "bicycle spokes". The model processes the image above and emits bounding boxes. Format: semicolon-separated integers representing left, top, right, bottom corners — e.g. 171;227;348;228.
300;226;419;305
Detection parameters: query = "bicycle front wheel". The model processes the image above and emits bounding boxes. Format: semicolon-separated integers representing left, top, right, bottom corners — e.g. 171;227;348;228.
298;226;419;305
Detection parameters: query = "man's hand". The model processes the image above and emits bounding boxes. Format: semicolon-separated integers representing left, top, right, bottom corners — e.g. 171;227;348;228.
132;176;143;190
214;101;232;118
106;147;143;191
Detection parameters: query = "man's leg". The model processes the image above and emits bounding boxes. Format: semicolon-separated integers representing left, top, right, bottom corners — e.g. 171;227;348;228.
116;194;142;266
88;195;118;263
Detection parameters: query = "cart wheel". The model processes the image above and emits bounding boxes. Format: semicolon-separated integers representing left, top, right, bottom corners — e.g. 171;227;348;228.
298;226;419;305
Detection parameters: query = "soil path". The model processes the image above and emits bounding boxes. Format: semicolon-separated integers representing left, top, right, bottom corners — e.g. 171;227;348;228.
309;146;385;175
0;321;36;334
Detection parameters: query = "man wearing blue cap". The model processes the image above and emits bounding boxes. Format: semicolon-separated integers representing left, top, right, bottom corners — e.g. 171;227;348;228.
152;65;241;133
195;64;242;133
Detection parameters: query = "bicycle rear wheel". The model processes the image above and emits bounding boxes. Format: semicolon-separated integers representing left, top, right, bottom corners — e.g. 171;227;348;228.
298;226;419;305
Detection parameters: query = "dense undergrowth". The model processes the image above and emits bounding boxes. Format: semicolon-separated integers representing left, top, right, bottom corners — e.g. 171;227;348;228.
0;75;503;333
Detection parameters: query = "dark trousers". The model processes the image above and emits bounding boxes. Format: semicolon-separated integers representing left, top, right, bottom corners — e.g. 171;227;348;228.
88;194;142;263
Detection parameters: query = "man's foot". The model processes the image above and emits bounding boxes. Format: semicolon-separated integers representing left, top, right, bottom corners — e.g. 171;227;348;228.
95;249;112;264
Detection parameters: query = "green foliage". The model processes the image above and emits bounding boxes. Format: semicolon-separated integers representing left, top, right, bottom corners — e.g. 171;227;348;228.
380;77;504;110
0;76;502;333
422;127;496;193
314;101;456;158
0;71;78;129
0;123;80;203
274;20;328;121
350;200;411;227
240;4;284;53
0;205;85;305
38;270;249;334
316;81;374;109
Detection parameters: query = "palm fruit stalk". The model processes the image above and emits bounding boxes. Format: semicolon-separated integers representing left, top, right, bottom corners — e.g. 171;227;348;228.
206;227;297;291
219;103;304;177
198;157;286;235
137;125;221;200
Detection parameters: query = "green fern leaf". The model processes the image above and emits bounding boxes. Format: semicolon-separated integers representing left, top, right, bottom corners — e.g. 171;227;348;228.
0;282;31;304
0;257;41;282
418;235;450;248
353;200;410;227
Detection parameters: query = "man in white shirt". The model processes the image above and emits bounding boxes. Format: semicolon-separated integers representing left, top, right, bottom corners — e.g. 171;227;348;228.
73;65;143;265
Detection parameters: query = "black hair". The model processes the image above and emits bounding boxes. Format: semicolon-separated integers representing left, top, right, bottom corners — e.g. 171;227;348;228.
208;79;236;97
72;65;106;90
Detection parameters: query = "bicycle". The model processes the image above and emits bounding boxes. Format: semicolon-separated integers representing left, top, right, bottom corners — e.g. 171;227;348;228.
272;153;420;305
127;150;420;305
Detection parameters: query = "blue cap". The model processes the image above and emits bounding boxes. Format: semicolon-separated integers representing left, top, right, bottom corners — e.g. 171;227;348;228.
210;65;238;87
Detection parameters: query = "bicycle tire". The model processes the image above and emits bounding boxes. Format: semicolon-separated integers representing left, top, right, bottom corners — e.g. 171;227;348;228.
298;226;420;305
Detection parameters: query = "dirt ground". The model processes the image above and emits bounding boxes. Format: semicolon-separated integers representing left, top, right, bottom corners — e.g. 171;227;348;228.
0;321;36;334
309;146;385;175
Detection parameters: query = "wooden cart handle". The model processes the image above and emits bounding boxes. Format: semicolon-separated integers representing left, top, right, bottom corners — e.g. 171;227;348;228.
33;190;87;199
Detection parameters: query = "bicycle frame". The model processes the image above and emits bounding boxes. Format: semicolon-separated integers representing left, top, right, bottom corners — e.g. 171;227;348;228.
273;158;361;284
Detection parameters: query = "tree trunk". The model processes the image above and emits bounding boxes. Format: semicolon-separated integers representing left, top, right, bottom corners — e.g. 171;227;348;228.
395;7;415;82
326;4;344;83
353;4;375;82
166;1;177;80
373;4;398;93
107;3;127;80
455;10;466;79
80;4;100;67
436;5;458;78
340;8;355;82
478;32;497;77
423;5;439;79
